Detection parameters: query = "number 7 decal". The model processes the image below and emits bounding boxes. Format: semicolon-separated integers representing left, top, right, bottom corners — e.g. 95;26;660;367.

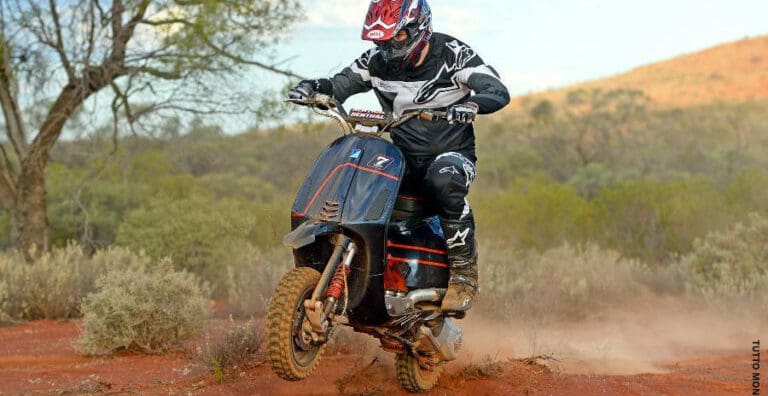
367;154;394;170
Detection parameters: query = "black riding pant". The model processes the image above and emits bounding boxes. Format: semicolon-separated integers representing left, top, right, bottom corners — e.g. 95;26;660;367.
399;152;477;220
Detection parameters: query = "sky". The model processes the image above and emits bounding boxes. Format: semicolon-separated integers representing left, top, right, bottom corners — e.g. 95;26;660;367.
269;0;768;110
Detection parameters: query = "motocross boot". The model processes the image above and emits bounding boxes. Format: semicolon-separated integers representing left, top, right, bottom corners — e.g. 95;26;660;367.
440;215;478;312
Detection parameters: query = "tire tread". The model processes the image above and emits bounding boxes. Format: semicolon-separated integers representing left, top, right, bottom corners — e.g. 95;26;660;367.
267;267;324;381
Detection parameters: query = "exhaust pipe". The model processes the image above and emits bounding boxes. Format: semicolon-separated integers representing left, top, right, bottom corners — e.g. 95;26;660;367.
385;288;445;317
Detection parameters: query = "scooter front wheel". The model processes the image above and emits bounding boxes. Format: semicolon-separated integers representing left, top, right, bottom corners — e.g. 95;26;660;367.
267;267;324;380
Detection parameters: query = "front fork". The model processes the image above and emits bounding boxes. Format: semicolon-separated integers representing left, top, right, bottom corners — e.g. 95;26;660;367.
303;234;356;342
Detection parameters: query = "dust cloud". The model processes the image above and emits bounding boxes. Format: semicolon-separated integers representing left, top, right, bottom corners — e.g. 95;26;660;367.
457;296;767;375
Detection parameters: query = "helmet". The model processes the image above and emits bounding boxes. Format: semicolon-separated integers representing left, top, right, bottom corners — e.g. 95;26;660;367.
361;0;432;70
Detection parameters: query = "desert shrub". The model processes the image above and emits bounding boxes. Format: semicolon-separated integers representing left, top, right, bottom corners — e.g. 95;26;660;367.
680;213;768;304
479;243;650;321
77;258;210;355
0;244;111;320
194;319;265;383
224;246;292;317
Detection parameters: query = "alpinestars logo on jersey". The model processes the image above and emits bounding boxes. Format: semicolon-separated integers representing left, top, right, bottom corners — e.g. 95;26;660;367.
414;40;476;105
355;48;378;70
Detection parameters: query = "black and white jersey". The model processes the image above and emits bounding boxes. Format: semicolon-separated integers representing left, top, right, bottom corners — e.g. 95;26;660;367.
329;32;510;161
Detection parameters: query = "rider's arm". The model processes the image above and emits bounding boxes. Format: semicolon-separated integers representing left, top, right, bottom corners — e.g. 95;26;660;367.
454;50;510;114
328;48;377;103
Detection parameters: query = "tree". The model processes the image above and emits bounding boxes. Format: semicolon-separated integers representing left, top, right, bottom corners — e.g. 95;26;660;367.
0;0;302;258
563;89;649;166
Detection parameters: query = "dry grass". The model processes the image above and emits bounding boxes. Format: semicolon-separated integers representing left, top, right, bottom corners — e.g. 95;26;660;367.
191;319;266;383
0;245;155;321
478;242;655;322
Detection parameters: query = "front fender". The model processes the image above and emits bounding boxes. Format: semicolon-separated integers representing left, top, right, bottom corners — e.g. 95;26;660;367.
283;221;339;249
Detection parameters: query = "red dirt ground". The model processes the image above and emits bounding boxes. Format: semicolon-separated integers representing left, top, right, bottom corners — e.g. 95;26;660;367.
0;319;760;395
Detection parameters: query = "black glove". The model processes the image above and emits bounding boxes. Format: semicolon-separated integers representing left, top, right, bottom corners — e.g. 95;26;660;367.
288;79;333;102
446;101;480;124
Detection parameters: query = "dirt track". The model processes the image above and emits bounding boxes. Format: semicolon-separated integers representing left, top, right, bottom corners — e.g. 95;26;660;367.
0;318;761;395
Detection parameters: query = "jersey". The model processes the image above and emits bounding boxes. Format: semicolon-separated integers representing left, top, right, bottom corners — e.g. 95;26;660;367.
328;32;510;162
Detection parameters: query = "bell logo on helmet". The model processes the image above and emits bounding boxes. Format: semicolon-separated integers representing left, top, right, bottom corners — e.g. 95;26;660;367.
367;30;385;39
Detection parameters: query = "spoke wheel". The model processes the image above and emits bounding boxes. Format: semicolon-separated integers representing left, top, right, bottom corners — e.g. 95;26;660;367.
267;267;325;380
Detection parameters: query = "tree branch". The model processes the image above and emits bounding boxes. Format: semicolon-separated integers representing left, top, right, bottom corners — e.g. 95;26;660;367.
111;0;151;63
111;0;122;57
47;0;75;81
83;0;97;69
0;143;18;210
0;36;27;161
124;65;182;80
202;37;306;79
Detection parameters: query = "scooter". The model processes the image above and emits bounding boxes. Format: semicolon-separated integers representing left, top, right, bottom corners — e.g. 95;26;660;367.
267;94;463;392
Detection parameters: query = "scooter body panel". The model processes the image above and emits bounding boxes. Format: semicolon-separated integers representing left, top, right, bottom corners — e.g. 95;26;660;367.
290;134;404;324
385;216;450;291
289;133;452;326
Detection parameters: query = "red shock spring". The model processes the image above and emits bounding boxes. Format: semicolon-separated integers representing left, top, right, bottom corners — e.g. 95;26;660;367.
326;263;350;300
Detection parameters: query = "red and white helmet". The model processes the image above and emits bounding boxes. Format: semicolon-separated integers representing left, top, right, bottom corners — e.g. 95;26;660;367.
361;0;432;70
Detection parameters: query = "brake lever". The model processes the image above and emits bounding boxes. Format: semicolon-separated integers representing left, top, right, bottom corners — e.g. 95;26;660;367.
419;110;447;122
285;98;313;106
285;93;337;108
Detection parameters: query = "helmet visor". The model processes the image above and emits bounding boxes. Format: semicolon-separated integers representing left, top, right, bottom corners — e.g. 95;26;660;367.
374;30;410;51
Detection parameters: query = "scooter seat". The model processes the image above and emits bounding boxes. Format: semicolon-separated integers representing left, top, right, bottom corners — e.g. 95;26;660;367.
391;195;436;221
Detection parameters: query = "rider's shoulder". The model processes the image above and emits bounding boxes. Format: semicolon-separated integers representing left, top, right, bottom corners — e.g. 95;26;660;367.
431;32;479;66
355;47;384;68
431;33;474;54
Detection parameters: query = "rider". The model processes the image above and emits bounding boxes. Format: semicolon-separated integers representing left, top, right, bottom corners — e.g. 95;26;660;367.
288;0;510;312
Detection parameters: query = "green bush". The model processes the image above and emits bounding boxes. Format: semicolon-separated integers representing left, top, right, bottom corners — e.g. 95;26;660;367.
77;258;210;355
224;245;292;317
0;244;109;320
474;175;594;250
724;170;768;216
680;213;768;304
116;196;288;293
593;178;731;262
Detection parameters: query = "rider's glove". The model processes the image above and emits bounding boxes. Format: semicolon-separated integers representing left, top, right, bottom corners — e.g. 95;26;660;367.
288;79;333;103
446;101;480;124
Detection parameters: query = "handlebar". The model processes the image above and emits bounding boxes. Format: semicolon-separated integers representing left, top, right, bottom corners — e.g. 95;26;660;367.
286;94;446;135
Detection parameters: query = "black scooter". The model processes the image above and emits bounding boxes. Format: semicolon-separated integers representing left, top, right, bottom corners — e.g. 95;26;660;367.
267;94;463;392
